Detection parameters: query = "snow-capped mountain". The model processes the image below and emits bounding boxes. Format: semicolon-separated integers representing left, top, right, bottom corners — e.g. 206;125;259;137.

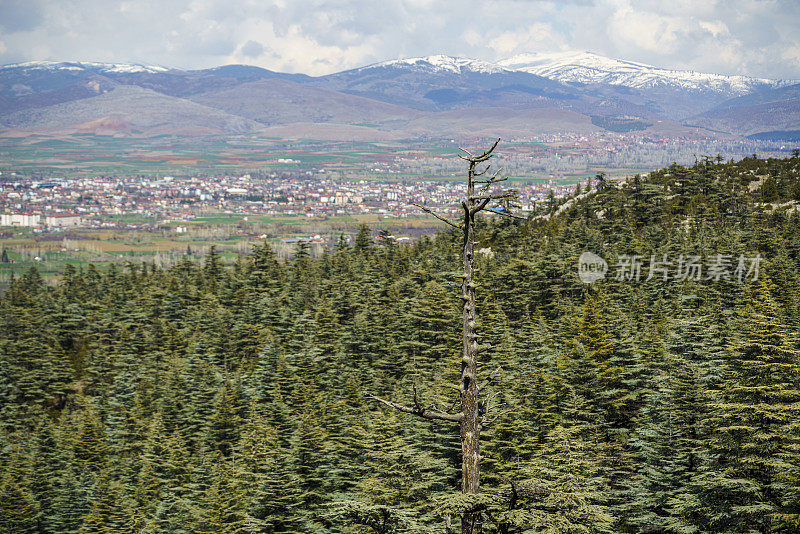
360;55;507;75
312;54;578;111
498;51;787;96
1;53;797;137
0;60;170;74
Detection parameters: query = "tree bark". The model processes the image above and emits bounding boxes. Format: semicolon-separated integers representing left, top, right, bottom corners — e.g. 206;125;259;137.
460;163;481;534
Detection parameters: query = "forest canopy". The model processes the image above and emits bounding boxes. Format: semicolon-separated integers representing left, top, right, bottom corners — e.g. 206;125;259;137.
1;153;800;533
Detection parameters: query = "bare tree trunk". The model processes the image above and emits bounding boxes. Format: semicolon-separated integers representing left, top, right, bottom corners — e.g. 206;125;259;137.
461;160;481;533
366;139;522;534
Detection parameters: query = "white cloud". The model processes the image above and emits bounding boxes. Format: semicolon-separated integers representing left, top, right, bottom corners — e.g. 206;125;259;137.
698;20;728;38
0;0;796;79
461;29;482;47
488;23;567;55
607;2;684;54
782;46;800;71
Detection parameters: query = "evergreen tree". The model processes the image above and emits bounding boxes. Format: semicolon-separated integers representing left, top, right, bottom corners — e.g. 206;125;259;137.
354;224;373;254
141;492;194;534
50;469;90;534
195;460;251;534
0;471;40;534
696;278;800;532
78;474;133;534
72;403;109;471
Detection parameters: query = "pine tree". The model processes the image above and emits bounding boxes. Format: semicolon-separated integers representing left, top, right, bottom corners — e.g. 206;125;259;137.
203;245;222;291
29;418;65;534
291;392;330;526
207;376;244;457
181;345;220;451
72;403;109;471
398;280;458;388
0;471;40;534
141;492;194;534
517;423;614;532
662;308;726;532
243;408;304;532
354;224;373;254
50;468;91;534
78;474;134;534
194;459;251;534
355;409;449;526
696;278;800;532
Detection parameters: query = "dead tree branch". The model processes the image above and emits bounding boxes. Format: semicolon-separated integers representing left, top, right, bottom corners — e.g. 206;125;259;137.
462;138;500;163
410;202;463;230
485;209;528;220
364;392;463;423
481;408;514;428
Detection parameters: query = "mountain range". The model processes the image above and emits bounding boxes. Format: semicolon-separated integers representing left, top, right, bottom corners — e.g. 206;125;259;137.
0;53;797;140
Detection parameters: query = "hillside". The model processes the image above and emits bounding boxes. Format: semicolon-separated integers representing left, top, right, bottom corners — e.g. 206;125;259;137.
403;106;602;137
189;78;419;126
499;51;792;120
310;55;578;111
689;83;800;136
0;85;265;135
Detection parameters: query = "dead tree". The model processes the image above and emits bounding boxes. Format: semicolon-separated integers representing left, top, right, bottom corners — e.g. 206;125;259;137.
366;139;523;534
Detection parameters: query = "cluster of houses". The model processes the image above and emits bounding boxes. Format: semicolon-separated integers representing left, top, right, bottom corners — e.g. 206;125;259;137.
0;171;575;229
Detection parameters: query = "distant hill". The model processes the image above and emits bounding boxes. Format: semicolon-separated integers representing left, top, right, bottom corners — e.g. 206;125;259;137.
499;51;784;95
189;78;419;126
0;85;264;135
0;55;795;138
499;51;792;120
308;55;578;111
688;84;800;136
403;107;601;138
747;130;800;142
0;61;307;115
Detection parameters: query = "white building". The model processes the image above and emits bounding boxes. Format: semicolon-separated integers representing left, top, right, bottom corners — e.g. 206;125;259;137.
1;213;41;227
45;215;84;228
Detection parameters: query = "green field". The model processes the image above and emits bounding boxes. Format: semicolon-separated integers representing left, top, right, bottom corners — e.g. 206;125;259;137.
0;212;448;287
0;134;610;183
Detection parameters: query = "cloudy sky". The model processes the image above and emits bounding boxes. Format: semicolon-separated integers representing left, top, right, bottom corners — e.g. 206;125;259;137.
1;0;799;79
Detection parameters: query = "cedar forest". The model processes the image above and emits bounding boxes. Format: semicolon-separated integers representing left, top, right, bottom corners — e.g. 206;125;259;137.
1;151;800;533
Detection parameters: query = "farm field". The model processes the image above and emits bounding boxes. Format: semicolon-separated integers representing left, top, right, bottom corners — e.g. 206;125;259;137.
0;133;637;184
0;211;446;288
1;135;450;175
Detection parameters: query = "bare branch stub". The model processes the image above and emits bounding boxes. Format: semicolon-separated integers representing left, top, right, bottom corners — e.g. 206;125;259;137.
458;147;476;159
471;138;501;163
474;197;492;214
475;167;504;183
478;366;503;393
477;172;507;194
482;391;501;415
